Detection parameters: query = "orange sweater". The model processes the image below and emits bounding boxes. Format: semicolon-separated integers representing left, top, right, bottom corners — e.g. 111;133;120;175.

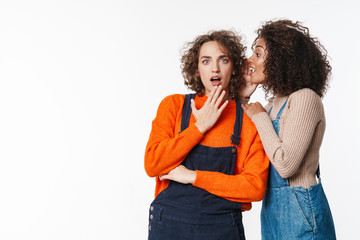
144;94;269;211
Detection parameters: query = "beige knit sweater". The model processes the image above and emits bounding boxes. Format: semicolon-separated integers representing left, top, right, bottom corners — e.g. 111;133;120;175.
251;88;325;188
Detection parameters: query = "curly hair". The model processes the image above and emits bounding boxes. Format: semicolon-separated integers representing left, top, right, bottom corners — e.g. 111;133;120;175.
253;19;331;98
181;30;247;100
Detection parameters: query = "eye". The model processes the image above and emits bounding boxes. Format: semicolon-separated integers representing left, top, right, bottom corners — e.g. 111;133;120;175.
202;60;210;64
220;58;229;63
255;52;261;57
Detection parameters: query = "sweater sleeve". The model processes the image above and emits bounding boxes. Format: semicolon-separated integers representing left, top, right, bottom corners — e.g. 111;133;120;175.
144;95;204;177
193;128;269;202
251;89;323;178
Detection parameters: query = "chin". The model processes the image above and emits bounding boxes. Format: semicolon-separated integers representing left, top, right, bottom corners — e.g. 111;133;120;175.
251;78;265;84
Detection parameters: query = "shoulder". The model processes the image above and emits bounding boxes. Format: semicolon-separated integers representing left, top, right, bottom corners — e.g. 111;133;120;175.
158;94;185;108
289;88;322;104
153;94;186;118
161;93;185;102
242;110;259;133
287;88;324;114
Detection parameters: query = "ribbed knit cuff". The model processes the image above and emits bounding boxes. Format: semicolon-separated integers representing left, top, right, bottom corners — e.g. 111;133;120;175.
193;170;207;188
238;97;250;104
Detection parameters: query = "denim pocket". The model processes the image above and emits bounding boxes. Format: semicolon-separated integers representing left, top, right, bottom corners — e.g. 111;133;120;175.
290;187;315;231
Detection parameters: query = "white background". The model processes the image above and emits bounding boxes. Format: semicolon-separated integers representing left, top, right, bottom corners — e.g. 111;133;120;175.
0;0;359;239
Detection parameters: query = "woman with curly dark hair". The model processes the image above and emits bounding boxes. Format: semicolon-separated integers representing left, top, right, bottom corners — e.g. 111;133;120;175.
145;30;269;240
241;20;336;239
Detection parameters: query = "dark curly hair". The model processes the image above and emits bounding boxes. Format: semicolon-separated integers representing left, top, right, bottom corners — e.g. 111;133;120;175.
181;30;247;100
253;19;331;98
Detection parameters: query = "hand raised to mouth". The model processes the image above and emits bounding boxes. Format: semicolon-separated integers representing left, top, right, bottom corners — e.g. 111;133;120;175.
191;85;229;134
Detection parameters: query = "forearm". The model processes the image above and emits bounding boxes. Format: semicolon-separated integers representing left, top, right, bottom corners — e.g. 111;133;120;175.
193;138;269;202
194;169;268;202
145;123;203;177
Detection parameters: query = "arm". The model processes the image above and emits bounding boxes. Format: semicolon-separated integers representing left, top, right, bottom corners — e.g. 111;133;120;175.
144;95;203;178
250;89;324;178
194;132;269;202
160;124;269;202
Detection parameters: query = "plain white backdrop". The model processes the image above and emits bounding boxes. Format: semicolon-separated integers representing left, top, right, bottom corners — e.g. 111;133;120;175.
0;0;359;239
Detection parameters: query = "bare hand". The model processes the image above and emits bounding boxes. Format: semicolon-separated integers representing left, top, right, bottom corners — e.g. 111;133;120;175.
241;102;266;119
239;60;258;99
191;85;228;134
159;165;196;184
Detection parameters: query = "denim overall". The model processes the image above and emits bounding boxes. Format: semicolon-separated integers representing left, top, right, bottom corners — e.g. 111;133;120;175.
148;94;245;240
261;100;336;240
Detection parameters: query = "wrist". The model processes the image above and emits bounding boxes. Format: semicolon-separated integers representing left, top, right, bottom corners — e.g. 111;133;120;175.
194;122;206;134
239;97;250;104
189;170;196;184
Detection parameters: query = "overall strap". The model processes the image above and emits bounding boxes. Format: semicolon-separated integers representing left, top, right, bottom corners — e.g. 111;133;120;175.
231;101;243;146
276;99;288;119
180;93;196;132
316;165;321;179
268;99;288;117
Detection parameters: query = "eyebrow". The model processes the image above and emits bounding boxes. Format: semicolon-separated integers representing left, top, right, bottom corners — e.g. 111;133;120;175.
200;55;229;59
255;45;264;49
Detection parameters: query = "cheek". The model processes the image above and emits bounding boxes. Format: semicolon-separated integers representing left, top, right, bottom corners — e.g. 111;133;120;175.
259;60;265;71
224;65;233;76
197;69;206;78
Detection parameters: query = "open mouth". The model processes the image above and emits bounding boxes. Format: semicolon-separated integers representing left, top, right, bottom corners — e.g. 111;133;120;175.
211;77;221;81
210;77;222;86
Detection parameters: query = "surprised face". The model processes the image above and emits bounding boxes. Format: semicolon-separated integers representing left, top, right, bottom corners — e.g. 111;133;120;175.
197;41;233;100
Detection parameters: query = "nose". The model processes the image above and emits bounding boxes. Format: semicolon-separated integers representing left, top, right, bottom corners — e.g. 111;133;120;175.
211;62;220;73
248;53;256;62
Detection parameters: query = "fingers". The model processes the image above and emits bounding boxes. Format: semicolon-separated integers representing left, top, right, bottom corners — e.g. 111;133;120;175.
206;85;223;104
206;85;226;109
218;99;229;113
211;85;222;103
190;99;197;113
241;102;266;120
241;103;254;119
214;87;226;107
242;102;260;108
192;86;228;134
210;86;228;113
206;86;217;103
159;174;169;181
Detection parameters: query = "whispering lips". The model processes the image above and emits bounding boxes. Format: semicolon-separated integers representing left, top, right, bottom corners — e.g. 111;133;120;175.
210;76;222;86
